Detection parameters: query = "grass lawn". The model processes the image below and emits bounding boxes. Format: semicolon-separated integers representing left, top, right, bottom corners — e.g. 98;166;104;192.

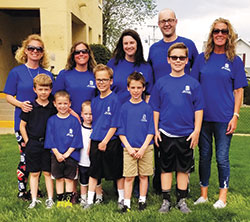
236;106;250;134
0;134;250;222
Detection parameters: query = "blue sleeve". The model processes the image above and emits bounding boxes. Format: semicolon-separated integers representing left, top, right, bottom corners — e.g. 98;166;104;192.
232;56;248;89
44;117;55;149
190;53;203;81
117;107;126;135
107;59;115;69
147;107;155;135
71;118;83;149
149;83;161;112
52;70;66;94
4;69;18;96
193;83;204;111
111;98;121;128
145;65;154;95
190;41;199;68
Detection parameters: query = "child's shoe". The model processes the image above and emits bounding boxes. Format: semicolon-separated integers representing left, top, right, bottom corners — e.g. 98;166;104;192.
28;200;42;209
159;199;171;213
56;201;65;208
121;205;131;213
117;199;124;209
45;199;54;209
176;198;191;213
138;202;147;211
95;197;103;205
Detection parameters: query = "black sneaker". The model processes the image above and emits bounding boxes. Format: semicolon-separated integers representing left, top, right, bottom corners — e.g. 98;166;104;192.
17;192;31;201
138;202;147;211
121;205;131;213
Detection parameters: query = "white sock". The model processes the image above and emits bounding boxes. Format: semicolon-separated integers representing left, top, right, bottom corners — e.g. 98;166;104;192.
32;198;37;202
124;199;131;208
96;194;103;200
81;194;87;201
47;197;53;200
117;189;124;202
87;191;95;204
139;196;146;203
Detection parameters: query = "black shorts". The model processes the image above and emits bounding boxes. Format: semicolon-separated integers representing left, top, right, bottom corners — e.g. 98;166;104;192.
79;166;101;186
159;133;194;173
89;139;123;180
25;139;51;172
51;155;78;180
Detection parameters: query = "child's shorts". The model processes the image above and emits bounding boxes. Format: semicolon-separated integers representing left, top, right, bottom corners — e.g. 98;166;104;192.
51;155;78;179
25;139;51;173
78;165;101;186
159;133;194;173
123;144;154;177
89;138;123;180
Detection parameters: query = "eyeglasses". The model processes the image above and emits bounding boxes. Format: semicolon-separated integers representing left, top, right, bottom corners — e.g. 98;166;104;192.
96;78;111;83
74;49;90;55
27;45;44;53
159;18;176;25
212;29;229;35
169;56;187;61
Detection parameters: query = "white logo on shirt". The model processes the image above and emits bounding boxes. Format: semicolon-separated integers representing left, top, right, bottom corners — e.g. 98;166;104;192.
87;80;96;88
66;128;74;137
221;63;231;72
182;85;191;95
141;114;147;122
104;106;112;115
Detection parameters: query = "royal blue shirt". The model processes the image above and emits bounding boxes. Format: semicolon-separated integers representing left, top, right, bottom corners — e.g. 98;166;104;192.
107;58;153;104
118;100;154;148
190;52;248;122
148;37;198;82
53;69;96;115
45;114;83;161
91;92;121;141
3;64;53;131
149;74;204;136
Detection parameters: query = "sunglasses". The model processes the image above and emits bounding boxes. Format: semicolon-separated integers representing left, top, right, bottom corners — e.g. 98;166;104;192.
212;29;229;35
27;45;44;53
74;49;90;55
169;56;187;61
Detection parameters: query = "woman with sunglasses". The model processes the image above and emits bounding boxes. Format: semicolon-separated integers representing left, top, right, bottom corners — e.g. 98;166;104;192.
191;18;248;208
53;42;97;117
4;34;53;200
107;29;153;104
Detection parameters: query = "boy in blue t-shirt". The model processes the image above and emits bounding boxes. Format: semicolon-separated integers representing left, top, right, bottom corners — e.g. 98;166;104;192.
84;64;124;209
150;43;203;213
45;90;83;206
118;72;154;212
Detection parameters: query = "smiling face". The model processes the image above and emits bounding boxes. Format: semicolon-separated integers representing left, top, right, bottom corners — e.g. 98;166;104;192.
128;80;145;103
167;48;188;75
25;40;44;63
123;35;137;61
74;43;90;68
95;70;113;96
213;22;228;51
53;96;71;117
33;85;52;103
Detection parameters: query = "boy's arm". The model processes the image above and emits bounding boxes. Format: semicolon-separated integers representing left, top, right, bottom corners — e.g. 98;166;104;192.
20;120;29;145
98;127;117;152
153;111;162;147
186;110;203;149
119;135;136;157
52;148;65;162
135;134;154;159
62;147;75;159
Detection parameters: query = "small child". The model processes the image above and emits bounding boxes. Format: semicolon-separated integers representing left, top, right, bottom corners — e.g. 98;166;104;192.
78;101;103;207
19;74;57;209
149;42;204;213
85;64;124;209
44;90;83;206
118;72;154;212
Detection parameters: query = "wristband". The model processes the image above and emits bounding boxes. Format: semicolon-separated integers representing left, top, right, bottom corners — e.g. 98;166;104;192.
233;112;239;119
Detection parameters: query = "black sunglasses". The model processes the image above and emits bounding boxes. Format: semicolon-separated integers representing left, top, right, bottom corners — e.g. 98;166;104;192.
27;45;44;53
74;49;90;55
212;29;229;35
169;56;187;61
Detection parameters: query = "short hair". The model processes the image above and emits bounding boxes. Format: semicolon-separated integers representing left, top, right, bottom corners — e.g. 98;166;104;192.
127;72;146;87
168;42;189;57
33;74;53;89
93;64;113;79
81;100;91;111
54;90;70;101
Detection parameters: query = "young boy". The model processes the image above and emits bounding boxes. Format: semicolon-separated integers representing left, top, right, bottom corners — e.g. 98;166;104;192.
118;72;154;212
149;42;204;213
85;64;124;209
19;74;57;209
44;90;83;206
78;101;103;207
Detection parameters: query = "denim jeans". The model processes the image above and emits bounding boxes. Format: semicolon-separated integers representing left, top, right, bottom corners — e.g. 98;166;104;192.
198;121;232;189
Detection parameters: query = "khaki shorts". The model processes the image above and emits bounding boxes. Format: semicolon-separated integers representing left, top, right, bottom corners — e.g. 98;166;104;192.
123;144;154;177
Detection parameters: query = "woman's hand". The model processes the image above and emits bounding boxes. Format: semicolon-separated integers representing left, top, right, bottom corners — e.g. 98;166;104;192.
20;101;33;112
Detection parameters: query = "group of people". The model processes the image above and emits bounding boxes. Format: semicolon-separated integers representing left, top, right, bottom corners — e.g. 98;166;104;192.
3;8;247;213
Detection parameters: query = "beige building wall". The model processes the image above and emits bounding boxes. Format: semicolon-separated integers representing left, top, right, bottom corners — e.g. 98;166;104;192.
0;0;102;91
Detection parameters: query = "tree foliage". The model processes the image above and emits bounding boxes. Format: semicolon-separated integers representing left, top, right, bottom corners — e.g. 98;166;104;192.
102;0;157;50
90;44;112;65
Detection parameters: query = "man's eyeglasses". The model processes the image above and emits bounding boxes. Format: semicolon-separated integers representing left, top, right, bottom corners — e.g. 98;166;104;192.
212;29;229;35
159;18;176;25
74;49;90;55
27;45;44;53
169;56;187;61
96;78;111;83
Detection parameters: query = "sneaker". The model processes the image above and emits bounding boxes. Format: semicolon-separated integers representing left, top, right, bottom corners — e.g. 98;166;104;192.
121;205;131;213
18;192;31;201
95;198;103;205
176;198;191;214
213;199;227;209
56;201;65;208
138;202;147;211
159;199;171;213
45;199;54;209
194;196;208;205
83;203;93;210
80;198;87;207
28;200;42;209
64;200;73;208
118;199;124;209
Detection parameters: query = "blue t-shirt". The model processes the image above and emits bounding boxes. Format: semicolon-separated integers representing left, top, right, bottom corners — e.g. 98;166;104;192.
118;100;154;148
148;36;198;82
91;92;121;141
149;74;204;136
44;114;83;161
53;69;96;115
107;58;153;104
190;52;248;122
3;64;53;131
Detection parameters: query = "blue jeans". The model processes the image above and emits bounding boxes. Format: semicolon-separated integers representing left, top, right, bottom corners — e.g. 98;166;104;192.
198;121;232;189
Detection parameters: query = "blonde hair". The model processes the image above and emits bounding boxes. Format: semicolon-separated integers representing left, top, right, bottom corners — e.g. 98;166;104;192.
93;64;113;79
81;100;91;111
33;74;52;89
15;34;50;68
204;18;237;61
168;42;188;57
54;90;70;101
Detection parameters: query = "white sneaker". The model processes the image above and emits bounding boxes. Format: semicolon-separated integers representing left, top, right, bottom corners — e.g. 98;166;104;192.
45;199;54;209
28;200;42;209
213;199;227;209
194;196;208;205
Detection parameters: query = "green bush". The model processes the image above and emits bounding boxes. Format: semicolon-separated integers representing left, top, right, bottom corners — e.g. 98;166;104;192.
90;44;112;65
244;82;250;105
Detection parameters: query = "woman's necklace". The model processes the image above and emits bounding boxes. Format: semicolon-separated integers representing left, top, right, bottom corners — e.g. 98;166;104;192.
26;65;40;79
